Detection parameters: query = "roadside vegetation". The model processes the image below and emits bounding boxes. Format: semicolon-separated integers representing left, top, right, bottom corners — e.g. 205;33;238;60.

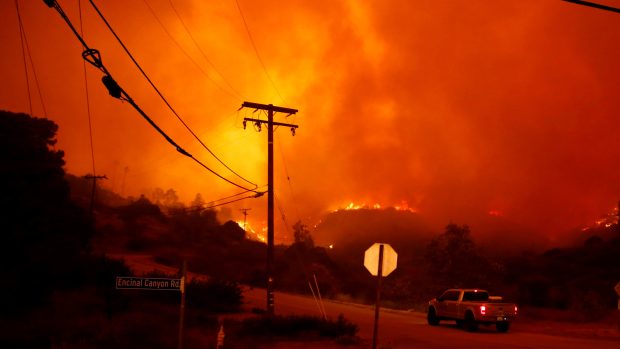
1;111;360;348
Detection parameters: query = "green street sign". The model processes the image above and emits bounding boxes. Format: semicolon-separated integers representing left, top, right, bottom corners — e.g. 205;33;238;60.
116;276;182;291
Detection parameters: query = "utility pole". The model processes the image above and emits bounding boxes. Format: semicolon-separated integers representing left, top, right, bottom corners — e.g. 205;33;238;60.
241;101;298;315
83;174;107;214
240;208;251;233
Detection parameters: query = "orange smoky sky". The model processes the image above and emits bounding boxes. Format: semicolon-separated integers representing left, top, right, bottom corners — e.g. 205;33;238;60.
1;0;620;243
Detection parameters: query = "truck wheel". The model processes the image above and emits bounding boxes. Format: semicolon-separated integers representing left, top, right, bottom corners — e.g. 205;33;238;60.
455;319;464;328
464;311;478;332
496;322;510;333
427;307;440;326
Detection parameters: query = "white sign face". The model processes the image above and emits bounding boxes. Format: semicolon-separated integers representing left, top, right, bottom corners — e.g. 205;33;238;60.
615;282;620;297
364;243;398;276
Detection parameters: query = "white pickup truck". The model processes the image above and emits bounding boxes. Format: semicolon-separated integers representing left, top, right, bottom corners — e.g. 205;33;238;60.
427;289;517;332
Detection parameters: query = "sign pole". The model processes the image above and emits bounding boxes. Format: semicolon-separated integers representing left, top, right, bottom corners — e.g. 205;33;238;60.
178;260;187;349
615;281;620;330
371;244;384;349
364;242;397;349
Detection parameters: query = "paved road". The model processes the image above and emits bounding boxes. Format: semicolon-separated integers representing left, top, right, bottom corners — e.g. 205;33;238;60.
113;254;618;349
244;287;619;349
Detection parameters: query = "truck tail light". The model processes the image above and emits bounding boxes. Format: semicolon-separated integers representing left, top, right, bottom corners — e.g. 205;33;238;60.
480;305;486;315
514;305;518;315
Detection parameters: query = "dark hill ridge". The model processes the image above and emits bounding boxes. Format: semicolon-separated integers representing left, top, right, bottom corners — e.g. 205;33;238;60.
312;207;547;259
312;208;433;258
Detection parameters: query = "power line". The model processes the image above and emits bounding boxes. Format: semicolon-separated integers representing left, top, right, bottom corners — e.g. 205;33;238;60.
43;0;257;193
141;0;242;101
166;0;246;100
79;0;97;181
87;0;257;189
15;0;32;115
276;133;301;222
209;186;266;204
22;29;47;118
274;194;292;242
234;0;286;102
561;0;620;13
79;0;101;215
203;195;261;209
16;0;48;117
195;191;265;211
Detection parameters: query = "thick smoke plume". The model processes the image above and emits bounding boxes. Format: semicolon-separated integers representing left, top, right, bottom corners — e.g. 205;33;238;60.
1;1;619;243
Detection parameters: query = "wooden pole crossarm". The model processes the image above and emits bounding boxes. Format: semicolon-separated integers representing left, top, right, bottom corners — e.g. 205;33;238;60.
243;117;299;129
241;101;298;115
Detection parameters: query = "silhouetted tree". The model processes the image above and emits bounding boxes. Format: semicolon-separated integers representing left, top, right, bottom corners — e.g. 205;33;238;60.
150;187;182;210
293;220;314;248
118;195;165;222
191;193;205;210
0;111;94;314
424;223;490;288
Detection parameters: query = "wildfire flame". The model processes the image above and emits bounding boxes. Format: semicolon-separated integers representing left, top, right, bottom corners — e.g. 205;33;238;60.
236;221;266;242
333;200;417;213
581;206;618;231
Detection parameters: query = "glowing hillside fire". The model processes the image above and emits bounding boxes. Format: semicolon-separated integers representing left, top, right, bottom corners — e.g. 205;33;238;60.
333;200;417;213
581;205;619;231
236;221;266;243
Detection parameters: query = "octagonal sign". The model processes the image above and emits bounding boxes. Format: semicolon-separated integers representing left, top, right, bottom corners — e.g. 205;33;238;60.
364;243;398;277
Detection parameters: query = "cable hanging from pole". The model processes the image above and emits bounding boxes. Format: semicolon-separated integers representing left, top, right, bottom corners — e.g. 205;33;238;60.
234;0;286;103
78;0;97;182
140;0;242;101
165;0;247;100
183;190;266;213
42;0;258;193
199;191;265;211
87;0;257;189
15;0;33;115
185;186;268;213
561;0;620;13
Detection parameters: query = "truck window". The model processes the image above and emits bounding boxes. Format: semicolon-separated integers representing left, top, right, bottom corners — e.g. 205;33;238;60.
440;290;459;301
448;291;460;301
462;291;489;301
439;290;459;301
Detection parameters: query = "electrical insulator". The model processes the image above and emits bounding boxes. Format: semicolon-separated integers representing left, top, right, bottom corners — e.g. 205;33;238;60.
82;49;103;69
101;75;122;99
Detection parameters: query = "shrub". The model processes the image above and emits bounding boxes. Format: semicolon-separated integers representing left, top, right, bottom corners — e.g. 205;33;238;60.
186;279;243;313
238;314;358;339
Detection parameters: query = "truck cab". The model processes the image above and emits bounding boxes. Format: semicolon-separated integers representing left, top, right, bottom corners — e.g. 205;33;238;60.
428;289;517;332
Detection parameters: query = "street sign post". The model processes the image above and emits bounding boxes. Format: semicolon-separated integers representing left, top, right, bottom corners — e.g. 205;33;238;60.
116;266;187;349
364;243;398;349
615;282;620;311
